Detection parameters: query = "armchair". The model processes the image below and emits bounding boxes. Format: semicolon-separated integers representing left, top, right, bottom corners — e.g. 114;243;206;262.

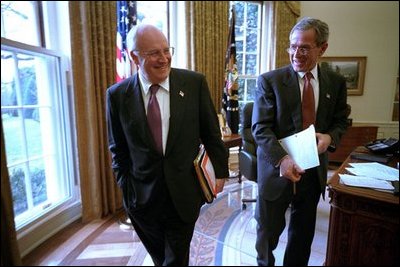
239;102;257;210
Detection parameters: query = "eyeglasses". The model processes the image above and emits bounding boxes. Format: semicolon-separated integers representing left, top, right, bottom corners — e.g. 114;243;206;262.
286;45;317;56
135;47;175;59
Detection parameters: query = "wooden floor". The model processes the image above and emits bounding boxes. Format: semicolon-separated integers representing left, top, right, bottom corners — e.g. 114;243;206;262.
22;212;126;265
22;178;332;266
22;155;334;266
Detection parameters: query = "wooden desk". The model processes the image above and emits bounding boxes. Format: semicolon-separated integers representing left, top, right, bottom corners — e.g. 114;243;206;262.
222;134;242;149
326;147;399;266
222;134;242;183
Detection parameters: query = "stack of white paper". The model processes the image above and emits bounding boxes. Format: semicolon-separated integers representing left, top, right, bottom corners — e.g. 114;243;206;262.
340;162;398;191
278;125;320;170
346;162;399;181
339;174;394;190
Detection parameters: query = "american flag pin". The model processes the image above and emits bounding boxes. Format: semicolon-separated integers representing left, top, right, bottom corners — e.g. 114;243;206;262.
179;91;184;97
326;93;331;99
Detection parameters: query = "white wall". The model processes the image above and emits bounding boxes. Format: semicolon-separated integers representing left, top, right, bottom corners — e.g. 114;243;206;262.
301;1;399;127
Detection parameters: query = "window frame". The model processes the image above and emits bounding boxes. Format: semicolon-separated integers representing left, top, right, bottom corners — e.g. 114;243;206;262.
2;37;78;226
232;1;263;114
1;1;81;257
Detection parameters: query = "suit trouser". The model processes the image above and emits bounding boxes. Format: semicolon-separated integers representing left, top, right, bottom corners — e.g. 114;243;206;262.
255;169;321;266
128;186;197;266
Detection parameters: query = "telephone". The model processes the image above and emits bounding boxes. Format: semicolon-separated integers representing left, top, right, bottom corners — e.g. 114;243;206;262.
365;137;399;154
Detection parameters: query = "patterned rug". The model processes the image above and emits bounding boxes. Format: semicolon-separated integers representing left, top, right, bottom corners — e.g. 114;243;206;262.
57;180;256;266
189;181;256;266
55;178;328;266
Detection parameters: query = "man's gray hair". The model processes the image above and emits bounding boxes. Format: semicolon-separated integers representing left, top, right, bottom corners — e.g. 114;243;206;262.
126;26;138;61
290;17;329;46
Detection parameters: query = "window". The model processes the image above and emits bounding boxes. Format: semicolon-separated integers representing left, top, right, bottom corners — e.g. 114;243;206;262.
1;0;78;240
232;1;262;112
136;1;168;37
0;1;42;46
1;43;75;227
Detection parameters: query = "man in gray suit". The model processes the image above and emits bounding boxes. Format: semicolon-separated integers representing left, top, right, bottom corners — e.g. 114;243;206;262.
252;17;348;265
106;24;229;266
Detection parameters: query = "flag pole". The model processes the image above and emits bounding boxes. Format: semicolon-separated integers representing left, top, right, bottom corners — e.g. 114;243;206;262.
222;7;239;134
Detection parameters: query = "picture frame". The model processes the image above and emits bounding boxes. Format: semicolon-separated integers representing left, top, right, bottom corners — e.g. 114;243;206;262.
319;56;367;96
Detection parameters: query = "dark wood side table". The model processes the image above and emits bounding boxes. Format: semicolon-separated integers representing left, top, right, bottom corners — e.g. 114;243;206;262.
328;125;378;164
328;125;378;166
222;134;243;183
326;147;399;266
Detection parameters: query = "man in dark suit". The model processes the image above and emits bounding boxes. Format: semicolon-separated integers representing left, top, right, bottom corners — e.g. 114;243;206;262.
106;24;229;266
252;17;348;265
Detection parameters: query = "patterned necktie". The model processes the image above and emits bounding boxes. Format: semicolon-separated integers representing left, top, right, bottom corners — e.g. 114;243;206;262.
147;84;162;154
302;72;316;129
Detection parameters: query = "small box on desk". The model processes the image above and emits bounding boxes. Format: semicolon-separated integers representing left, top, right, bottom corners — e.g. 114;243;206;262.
350;152;393;164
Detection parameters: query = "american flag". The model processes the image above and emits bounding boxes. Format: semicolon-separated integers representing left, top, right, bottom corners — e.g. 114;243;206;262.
222;8;239;134
116;1;137;82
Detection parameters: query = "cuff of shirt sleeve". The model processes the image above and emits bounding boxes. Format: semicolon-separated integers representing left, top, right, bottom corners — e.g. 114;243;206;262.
327;134;336;152
275;154;289;168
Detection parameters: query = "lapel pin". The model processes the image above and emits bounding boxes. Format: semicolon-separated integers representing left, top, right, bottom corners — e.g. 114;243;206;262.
326;93;331;99
179;91;184;97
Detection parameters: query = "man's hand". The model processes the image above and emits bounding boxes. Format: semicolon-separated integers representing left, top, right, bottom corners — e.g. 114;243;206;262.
280;156;304;183
316;133;332;154
215;178;226;194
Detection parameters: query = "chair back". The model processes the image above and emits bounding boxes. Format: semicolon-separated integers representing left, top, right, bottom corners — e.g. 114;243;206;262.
241;102;256;155
239;102;257;182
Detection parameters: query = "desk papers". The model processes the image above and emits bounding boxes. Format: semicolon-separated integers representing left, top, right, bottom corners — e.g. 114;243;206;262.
346;162;399;181
339;174;395;190
278;125;320;170
339;162;399;191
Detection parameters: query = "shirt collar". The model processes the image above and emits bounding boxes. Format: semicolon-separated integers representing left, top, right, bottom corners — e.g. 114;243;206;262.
138;70;170;95
298;65;318;80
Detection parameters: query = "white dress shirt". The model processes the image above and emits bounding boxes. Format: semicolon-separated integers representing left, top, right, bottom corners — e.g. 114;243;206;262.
138;71;170;154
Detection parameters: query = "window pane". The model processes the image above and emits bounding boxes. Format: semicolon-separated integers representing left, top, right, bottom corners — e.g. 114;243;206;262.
246;79;256;101
9;165;28;216
1;109;25;163
137;2;168;36
247;3;259;28
237;52;243;75
17;54;39;106
29;159;47;206
1;1;41;46
1;51;17;107
238;78;245;101
245;54;257;75
234;2;244;26
24;108;43;158
236;36;243;52
246;29;258;52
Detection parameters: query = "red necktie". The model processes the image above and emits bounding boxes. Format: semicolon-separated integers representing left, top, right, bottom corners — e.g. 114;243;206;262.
302;72;315;129
147;84;162;154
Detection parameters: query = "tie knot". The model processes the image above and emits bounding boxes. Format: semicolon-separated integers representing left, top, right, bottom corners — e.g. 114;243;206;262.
305;72;313;81
150;84;159;95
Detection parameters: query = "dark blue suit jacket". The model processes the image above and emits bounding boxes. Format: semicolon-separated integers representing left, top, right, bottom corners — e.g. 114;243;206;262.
106;68;229;223
252;64;348;201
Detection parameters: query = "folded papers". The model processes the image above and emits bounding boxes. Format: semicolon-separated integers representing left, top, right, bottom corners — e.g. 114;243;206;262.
194;144;217;203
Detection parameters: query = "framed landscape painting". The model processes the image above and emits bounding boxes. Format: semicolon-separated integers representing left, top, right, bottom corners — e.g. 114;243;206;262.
319;56;367;95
